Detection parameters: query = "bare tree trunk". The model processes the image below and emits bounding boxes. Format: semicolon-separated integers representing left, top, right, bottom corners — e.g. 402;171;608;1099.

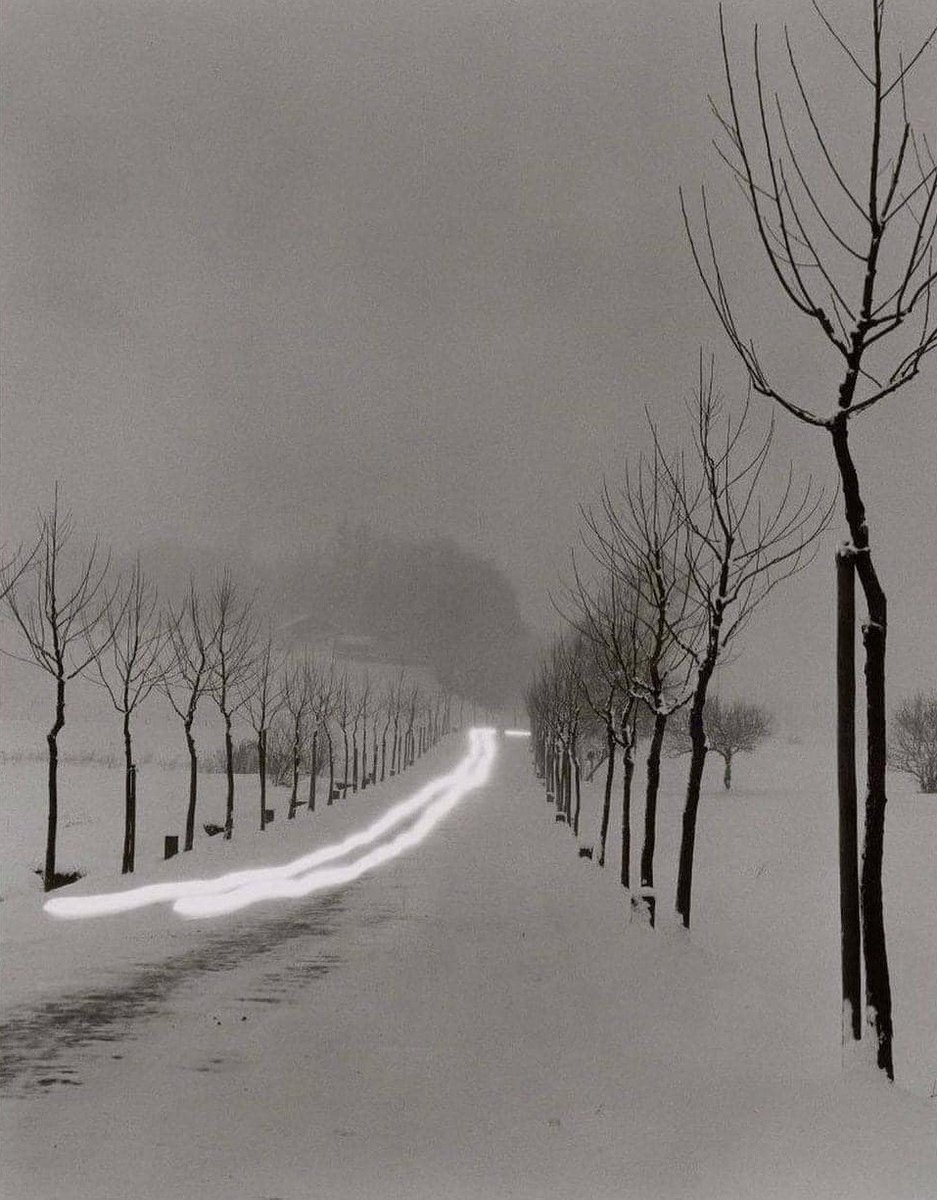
223;714;235;840
723;754;732;790
636;711;667;926
620;737;634;891
289;735;301;819
837;550;862;1047
326;726;335;804
597;722;616;868
307;729;318;813
352;729;359;793
675;686;710;929
184;720;198;853
572;748;582;837
832;416;893;1078
258;728;267;830
342;727;349;796
862;610;893;1077
44;677;66;891
121;711;135;874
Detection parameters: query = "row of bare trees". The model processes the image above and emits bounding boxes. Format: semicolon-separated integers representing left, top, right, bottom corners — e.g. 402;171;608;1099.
0;491;460;891
525;0;933;1085
528;378;829;928
679;0;936;1081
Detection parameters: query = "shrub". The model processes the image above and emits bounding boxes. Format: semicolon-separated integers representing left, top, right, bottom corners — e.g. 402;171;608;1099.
889;691;937;794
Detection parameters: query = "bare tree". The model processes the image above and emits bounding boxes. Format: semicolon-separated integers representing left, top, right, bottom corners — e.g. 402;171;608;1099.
889;690;937;793
707;696;774;789
241;630;283;831
351;673;371;793
335;671;352;797
94;559;168;872
281;658;311;819
2;490;116;889
659;374;830;932
580;455;699;924
669;696;774;789
164;579;218;852
403;681;419;771
561;570;641;872
207;571;258;840
683;0;935;1079
388;668;407;776
305;656;334;814
378;676;396;782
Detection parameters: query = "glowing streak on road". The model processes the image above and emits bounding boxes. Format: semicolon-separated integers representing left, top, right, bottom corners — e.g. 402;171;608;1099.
44;728;496;922
504;729;530;737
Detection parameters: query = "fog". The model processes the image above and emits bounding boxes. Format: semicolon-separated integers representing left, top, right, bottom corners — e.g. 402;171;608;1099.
2;0;935;727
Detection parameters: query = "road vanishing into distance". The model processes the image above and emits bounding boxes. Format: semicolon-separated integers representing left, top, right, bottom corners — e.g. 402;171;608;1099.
4;728;935;1200
4;728;616;1200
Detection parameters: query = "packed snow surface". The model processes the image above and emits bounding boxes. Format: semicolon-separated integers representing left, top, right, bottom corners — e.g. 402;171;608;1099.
1;729;935;1200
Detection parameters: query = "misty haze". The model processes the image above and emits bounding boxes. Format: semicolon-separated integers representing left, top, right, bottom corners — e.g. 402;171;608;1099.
1;2;935;1198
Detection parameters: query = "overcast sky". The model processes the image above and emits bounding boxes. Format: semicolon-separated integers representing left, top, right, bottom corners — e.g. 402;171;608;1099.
2;0;935;723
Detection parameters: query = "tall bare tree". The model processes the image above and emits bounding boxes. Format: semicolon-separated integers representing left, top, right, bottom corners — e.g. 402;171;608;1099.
659;373;830;932
2;490;116;889
683;0;935;1079
94;559;168;872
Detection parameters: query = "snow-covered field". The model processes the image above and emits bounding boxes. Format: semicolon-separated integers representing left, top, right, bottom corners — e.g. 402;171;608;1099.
1;718;935;1199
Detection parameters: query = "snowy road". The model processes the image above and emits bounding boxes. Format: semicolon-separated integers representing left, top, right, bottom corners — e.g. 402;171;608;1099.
2;734;936;1200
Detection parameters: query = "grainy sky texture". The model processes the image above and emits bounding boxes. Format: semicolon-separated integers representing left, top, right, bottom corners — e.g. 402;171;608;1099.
2;0;935;722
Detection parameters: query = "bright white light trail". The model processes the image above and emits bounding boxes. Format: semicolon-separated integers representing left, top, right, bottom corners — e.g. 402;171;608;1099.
504;729;530;737
45;728;497;922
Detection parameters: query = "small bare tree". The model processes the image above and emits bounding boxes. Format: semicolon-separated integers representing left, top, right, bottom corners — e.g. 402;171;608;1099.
281;658;311;819
669;696;774;789
2;490;116;889
707;696;774;789
163;580;218;852
378;677;396;782
580;455;699;924
304;656;334;814
241;630;283;831
94;559;168;872
562;569;641;873
335;671;352;797
207;571;258;840
889;691;937;793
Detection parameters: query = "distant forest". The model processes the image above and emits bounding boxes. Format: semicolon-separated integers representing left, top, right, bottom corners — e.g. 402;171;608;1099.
139;523;536;710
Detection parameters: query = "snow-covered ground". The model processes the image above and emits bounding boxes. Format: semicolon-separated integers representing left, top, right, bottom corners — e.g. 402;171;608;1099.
1;727;935;1199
